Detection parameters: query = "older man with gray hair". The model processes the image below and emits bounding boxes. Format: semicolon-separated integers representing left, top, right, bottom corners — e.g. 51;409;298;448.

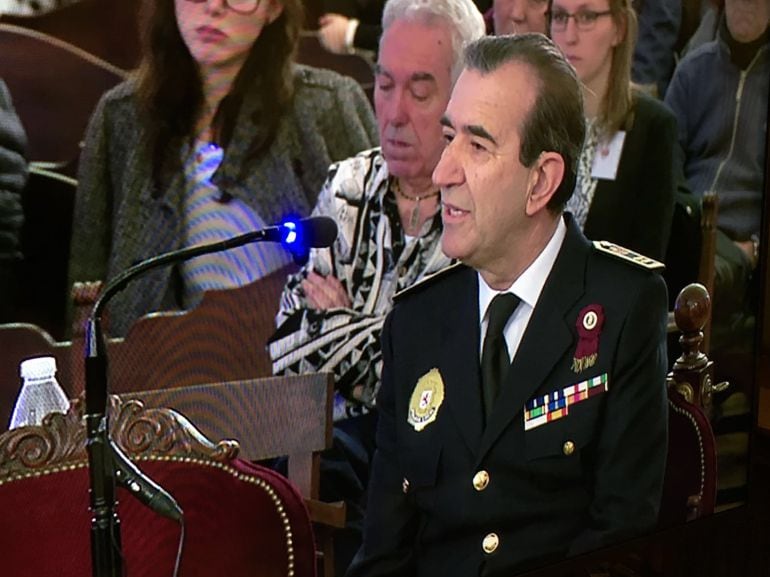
270;0;485;572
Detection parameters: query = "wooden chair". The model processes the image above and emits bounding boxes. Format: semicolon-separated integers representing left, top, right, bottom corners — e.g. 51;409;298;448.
0;23;126;174
2;265;345;575
669;283;729;421
0;394;317;576
659;283;720;528
0;0;142;70
2;265;296;429
297;30;375;103
122;375;346;577
12;168;77;340
69;264;298;396
666;192;718;353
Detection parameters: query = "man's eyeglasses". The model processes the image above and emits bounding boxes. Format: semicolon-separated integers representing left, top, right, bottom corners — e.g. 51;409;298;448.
184;0;263;15
549;9;612;31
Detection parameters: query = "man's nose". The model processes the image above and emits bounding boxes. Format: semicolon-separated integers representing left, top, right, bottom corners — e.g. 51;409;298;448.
511;0;526;20
432;141;463;190
386;89;410;126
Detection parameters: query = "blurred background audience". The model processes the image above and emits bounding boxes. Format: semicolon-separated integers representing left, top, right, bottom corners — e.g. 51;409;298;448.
664;0;768;358
550;0;677;262
316;0;490;56
317;0;385;55
492;0;549;34
0;0;77;15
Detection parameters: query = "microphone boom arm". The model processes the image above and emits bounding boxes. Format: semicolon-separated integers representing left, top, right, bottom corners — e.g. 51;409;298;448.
91;228;270;322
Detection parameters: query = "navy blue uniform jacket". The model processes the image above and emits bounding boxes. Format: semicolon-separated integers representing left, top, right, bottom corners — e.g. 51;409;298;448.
349;214;669;577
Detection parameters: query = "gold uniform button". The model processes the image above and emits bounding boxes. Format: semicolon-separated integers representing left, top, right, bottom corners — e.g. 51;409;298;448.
472;470;490;491
402;478;410;494
562;440;575;456
482;532;499;554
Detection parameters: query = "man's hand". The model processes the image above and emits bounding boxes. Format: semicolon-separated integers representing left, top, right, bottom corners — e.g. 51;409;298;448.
302;271;352;310
318;13;352;54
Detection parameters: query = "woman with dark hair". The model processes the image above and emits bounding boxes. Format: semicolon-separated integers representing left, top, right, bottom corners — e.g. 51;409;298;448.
69;0;377;336
549;0;677;261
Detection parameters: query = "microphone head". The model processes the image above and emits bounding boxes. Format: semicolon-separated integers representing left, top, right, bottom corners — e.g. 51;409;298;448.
281;216;338;250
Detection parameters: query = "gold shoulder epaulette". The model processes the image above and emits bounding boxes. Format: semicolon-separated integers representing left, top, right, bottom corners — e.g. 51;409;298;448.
592;241;665;271
394;262;463;301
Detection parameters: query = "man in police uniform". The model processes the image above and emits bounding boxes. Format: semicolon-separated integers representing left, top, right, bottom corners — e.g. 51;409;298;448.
348;34;669;577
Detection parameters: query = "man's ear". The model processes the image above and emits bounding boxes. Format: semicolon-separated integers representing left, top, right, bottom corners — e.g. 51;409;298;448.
525;151;565;216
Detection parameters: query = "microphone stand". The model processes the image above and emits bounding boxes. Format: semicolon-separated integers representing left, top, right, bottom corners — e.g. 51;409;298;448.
85;229;274;577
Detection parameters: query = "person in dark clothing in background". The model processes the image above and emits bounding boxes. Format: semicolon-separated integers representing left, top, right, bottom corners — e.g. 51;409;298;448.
0;79;27;322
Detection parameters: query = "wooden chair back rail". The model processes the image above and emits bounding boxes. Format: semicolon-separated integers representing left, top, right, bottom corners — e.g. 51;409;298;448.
659;283;720;527
0;23;126;170
0;0;141;70
297;31;375;103
666;192;718;353
69;264;296;397
669;283;729;421
121;374;334;499
697;192;718;353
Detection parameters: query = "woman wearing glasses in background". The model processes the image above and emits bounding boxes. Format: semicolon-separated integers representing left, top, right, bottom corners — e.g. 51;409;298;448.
69;0;377;336
549;0;678;263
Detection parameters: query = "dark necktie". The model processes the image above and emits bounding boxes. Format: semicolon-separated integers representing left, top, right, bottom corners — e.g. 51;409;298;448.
481;293;521;421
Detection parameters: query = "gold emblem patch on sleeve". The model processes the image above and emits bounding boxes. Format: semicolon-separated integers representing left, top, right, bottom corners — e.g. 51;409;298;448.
407;368;445;432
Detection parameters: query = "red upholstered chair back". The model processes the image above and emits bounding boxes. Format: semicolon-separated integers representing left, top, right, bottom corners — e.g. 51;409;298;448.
0;396;316;577
659;284;719;528
658;387;718;527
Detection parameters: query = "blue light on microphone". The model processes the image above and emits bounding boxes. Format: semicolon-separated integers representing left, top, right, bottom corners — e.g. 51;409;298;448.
282;221;299;245
279;218;311;266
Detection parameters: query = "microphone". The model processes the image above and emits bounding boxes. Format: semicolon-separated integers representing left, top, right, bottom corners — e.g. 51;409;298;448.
262;215;338;249
112;441;183;522
90;216;338;314
84;216;338;573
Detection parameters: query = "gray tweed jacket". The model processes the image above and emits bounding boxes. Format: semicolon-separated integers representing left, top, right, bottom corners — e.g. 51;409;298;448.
69;64;377;336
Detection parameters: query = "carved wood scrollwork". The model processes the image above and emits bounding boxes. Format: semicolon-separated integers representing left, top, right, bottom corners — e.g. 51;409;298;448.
0;395;240;481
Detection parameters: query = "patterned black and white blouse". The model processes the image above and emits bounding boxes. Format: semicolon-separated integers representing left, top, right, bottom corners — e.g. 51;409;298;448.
0;0;76;15
269;148;451;420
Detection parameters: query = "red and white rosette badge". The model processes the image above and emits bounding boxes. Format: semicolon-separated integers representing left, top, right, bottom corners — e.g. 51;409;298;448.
572;304;605;373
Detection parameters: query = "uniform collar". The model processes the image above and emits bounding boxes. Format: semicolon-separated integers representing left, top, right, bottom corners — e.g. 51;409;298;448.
478;216;567;324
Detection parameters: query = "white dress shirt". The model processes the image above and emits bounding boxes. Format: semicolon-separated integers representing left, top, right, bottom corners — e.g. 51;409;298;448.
478;217;567;361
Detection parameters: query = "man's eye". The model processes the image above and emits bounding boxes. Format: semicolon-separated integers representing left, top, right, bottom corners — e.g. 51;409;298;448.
470;141;487;152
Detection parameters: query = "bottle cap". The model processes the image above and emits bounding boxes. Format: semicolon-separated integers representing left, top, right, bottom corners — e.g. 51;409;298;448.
20;356;57;379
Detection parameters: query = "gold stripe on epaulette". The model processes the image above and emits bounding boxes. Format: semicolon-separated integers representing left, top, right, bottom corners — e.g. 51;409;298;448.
592;241;665;271
393;261;463;301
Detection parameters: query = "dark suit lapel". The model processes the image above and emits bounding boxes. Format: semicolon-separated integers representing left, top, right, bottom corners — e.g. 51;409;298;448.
436;266;484;455
477;216;590;461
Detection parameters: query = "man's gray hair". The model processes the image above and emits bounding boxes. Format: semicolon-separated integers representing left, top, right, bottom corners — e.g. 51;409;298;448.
381;0;486;82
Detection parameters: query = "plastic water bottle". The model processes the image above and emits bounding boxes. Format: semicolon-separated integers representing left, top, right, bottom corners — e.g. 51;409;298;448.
9;356;70;429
